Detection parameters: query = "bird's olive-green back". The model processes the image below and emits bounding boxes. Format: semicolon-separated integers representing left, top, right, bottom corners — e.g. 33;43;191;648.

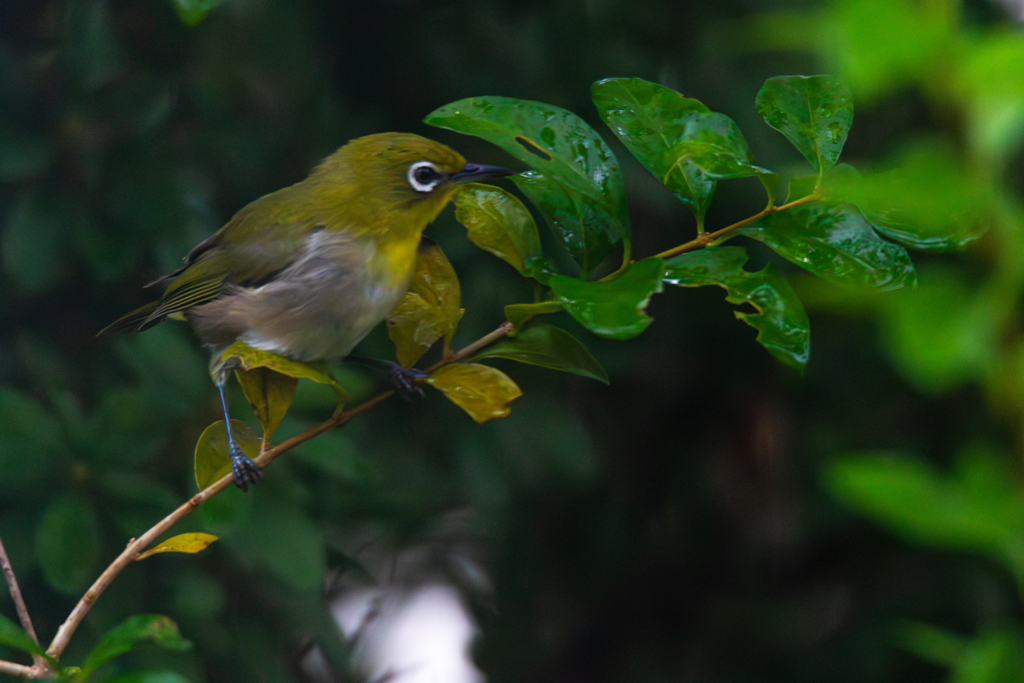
142;133;467;325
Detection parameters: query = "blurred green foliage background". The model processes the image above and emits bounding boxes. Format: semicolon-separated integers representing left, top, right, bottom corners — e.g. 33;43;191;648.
3;0;1024;681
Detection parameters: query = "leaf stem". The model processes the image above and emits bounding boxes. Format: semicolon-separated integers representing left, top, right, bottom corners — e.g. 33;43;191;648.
42;321;515;665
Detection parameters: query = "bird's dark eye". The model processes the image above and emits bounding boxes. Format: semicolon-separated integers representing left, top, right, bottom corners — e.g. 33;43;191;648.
407;161;442;192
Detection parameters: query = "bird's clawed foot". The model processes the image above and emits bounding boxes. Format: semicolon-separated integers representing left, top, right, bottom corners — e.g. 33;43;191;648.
385;362;427;400
229;441;263;492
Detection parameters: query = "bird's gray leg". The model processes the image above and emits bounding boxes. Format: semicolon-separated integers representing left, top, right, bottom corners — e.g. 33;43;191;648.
348;357;426;400
216;378;263;491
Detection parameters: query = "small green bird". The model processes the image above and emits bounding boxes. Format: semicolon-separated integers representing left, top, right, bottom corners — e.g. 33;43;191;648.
100;132;510;490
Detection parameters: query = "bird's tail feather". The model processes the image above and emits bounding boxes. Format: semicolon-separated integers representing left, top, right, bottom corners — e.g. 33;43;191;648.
96;301;160;337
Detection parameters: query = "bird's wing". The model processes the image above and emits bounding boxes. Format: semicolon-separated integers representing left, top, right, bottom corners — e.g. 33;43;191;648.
103;186;324;334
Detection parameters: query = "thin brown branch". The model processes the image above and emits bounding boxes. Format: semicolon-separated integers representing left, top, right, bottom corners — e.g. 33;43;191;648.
652;193;819;261
0;535;48;675
45;321;515;663
0;537;38;645
0;660;35;678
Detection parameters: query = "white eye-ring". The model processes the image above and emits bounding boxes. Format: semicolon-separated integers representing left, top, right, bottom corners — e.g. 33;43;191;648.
407;161;443;193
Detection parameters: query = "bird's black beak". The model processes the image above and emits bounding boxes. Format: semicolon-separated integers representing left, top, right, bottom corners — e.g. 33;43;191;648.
451;162;513;183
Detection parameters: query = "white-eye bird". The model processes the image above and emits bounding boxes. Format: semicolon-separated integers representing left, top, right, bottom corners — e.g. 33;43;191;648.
101;133;511;489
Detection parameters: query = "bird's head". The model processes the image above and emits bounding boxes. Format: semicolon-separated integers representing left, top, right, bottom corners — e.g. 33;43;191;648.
308;132;511;232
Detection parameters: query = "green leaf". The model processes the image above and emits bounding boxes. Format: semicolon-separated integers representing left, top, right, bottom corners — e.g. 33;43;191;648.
194;419;261;490
234;368;297;441
170;0;223;26
103;672;192;683
452;183;543;273
739;202;915;291
468;323;609;383
824;142;992;251
2;193;68;292
504;301;564;333
80;615;191;679
826;449;1024;582
0;388;62;492
591;77;716;222
425;96;630;273
425;363;523;423
664;247;810;372
759;172;781;209
136;532;219;561
386;238;463;367
547;257;665;340
785;175;818;204
212;341;345;413
659;113;773;181
227;502;326;590
900;624;1024;683
756;75;854;177
36;496;100;595
0;612;42;656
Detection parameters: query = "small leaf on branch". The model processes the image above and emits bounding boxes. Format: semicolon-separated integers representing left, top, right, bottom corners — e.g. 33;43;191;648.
387;238;463;367
194;419;261;490
425;363;523;423
755;75;854;177
786;175;818;204
81;614;191;678
469;323;610;383
213;341;345;413
547;257;665;340
136;532;219;561
504;301;564;333
739;202;915;291
452;183;542;273
235;368;297;440
591;77;716;222
425;96;630;273
664;246;810;372
0;612;43;655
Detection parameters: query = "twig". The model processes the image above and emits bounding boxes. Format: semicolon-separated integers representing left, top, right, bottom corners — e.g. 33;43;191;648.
44;322;515;663
652;193;819;261
0;660;35;678
0;537;38;646
0;536;49;675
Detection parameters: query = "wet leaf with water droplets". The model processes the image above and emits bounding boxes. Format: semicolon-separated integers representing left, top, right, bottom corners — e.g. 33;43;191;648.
547;257;665;340
425;363;523;423
591;78;716;222
664;246;810;372
738;202;915;291
452;183;542;273
425;96;630;273
756;75;854;176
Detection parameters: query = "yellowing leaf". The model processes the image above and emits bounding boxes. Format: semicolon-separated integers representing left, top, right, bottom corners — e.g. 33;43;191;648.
194;419;260;490
235;367;298;439
452;183;542;273
212;340;346;416
387;238;464;367
136;532;219;561
425;363;522;423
